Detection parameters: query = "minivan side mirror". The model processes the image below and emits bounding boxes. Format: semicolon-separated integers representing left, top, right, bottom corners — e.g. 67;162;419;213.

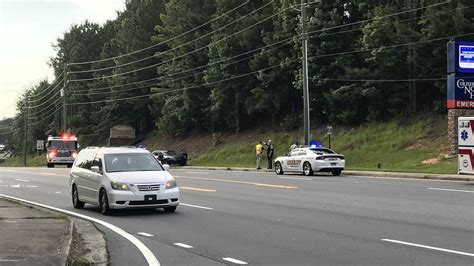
163;164;170;171
91;166;100;173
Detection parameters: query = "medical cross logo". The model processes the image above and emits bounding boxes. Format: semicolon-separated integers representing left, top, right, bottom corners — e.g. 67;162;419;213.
461;130;469;141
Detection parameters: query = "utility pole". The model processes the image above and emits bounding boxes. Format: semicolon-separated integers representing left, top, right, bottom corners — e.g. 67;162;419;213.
62;63;68;132
301;0;310;145
23;95;28;166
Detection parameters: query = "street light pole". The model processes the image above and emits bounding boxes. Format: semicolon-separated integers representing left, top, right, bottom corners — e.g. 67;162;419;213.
301;0;310;145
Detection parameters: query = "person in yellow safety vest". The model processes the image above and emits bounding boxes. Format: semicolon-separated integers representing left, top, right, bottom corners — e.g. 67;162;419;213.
255;141;264;170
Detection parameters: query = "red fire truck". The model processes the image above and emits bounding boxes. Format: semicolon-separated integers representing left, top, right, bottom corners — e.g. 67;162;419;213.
46;133;78;168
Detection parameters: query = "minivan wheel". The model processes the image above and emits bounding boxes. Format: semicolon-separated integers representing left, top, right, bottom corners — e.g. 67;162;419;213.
275;162;284;175
303;162;313;176
99;189;111;215
72;185;85;209
164;206;177;213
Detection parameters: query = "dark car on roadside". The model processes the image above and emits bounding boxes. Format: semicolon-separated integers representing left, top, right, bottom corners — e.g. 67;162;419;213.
152;149;188;166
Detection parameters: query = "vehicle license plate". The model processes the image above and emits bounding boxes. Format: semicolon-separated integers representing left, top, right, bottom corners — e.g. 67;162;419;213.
145;195;157;201
331;163;337;166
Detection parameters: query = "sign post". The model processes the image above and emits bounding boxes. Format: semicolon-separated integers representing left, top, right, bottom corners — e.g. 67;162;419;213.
36;140;44;156
327;126;333;149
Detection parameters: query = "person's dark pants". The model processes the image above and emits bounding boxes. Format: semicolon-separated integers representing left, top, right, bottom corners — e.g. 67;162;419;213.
267;155;273;169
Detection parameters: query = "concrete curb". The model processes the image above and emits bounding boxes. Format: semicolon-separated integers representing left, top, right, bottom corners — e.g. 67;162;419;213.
179;166;474;181
0;197;108;265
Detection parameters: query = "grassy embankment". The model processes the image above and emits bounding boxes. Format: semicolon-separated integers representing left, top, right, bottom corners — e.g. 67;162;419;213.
187;115;456;174
0;155;45;167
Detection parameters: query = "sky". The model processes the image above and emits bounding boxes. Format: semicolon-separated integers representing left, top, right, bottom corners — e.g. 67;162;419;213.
0;0;126;119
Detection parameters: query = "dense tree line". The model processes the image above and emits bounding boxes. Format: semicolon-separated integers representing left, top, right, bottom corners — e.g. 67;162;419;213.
2;0;474;151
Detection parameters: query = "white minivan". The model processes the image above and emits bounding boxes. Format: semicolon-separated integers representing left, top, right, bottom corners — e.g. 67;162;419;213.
70;147;179;215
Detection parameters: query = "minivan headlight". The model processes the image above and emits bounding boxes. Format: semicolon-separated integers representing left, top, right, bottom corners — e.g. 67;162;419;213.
111;181;130;190
166;179;177;189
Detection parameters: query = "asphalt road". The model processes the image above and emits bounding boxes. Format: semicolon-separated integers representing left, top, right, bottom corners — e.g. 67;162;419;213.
0;167;473;265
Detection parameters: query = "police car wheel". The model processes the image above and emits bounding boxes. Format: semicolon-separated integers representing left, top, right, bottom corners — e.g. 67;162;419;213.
275;162;284;175
303;162;313;176
331;170;342;176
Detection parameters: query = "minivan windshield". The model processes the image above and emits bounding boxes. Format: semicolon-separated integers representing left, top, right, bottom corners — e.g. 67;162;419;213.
104;153;163;173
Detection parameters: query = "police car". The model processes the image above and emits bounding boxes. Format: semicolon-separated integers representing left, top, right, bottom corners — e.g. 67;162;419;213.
274;145;345;176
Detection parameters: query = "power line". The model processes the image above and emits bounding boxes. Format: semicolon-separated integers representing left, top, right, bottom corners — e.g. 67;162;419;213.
305;0;451;36
67;63;285;106
27;91;61;110
27;97;62;118
311;77;446;82
27;77;64;104
68;1;251;66
68;1;269;75
27;105;62;127
68;2;467;98
65;30;474;106
68;3;287;82
69;40;292;96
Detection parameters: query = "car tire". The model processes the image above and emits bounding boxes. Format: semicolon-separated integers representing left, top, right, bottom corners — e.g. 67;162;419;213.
275;162;284;175
179;161;186;166
67;164;73;168
72;185;85;209
99;189;112;215
47;163;54;168
164;206;177;213
331;170;342;176
303;162;313;176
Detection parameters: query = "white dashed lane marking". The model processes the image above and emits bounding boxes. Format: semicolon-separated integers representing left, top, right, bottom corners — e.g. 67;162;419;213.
14;179;29;182
137;232;154;237
428;187;474;194
26;185;38;188
186;172;209;175
180;203;213;210
381;239;474;257
222;257;248;265
174;243;193;249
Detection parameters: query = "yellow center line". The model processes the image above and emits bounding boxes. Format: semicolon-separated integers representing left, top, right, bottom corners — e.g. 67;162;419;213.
175;176;298;189
180;186;216;192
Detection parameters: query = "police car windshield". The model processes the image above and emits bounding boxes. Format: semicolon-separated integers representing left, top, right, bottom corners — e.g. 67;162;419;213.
104;153;163;173
48;140;77;150
309;148;335;154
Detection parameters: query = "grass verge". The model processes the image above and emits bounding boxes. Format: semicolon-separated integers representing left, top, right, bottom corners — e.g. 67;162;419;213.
190;114;457;174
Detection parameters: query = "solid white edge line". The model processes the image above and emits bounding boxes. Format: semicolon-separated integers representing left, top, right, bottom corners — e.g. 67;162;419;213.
0;193;160;266
222;257;248;264
181;203;213;210
137;232;154;237
381;239;474;257
174;243;193;249
428;187;474;193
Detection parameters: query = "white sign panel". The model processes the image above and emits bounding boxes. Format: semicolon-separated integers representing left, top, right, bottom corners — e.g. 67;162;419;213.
36;140;44;150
